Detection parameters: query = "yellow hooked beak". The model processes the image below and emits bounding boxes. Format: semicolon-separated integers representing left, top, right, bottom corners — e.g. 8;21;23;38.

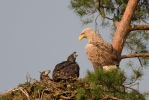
78;34;85;41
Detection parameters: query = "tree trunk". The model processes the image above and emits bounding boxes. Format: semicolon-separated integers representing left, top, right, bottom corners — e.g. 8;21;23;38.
112;0;139;63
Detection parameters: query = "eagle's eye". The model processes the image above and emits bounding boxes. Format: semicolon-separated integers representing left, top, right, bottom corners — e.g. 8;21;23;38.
81;32;85;35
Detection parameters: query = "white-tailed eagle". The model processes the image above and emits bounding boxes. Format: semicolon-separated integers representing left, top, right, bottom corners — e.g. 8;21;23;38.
52;52;80;82
40;70;51;81
78;28;118;71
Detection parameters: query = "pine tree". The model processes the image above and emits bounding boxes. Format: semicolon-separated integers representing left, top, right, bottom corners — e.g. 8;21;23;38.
69;0;149;99
69;0;149;64
76;69;147;100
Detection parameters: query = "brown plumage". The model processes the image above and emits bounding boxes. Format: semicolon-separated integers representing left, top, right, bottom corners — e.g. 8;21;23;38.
40;70;51;81
52;52;80;82
79;28;118;70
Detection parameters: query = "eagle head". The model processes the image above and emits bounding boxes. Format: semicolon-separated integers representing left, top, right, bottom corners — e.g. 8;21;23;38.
67;52;78;62
78;28;94;41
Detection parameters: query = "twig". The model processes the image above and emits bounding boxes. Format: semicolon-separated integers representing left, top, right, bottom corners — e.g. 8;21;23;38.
60;91;77;99
4;88;17;94
40;88;50;99
125;82;139;91
125;86;145;100
55;91;72;96
19;87;30;100
26;72;32;83
137;56;143;67
95;15;100;33
102;93;123;100
104;16;114;20
60;95;73;99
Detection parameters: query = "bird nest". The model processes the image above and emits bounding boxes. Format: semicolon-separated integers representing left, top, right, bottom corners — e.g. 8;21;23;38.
1;71;81;100
1;69;144;100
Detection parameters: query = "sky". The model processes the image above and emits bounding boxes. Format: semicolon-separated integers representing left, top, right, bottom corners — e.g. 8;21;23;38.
0;0;149;94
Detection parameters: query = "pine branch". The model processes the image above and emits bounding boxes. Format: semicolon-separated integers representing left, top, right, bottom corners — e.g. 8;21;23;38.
105;16;114;20
130;24;149;31
121;53;149;59
97;1;114;21
100;5;119;10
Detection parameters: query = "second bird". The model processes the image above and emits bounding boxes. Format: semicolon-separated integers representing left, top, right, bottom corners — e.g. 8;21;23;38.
52;52;80;82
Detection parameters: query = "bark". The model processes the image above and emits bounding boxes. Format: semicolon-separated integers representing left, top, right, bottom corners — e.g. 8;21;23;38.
130;24;149;31
112;0;140;62
121;53;149;59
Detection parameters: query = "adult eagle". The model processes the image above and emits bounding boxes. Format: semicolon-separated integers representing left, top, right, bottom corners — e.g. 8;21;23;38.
78;28;118;71
52;52;80;82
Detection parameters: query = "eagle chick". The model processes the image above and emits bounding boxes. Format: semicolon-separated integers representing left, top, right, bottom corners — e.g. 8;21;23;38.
52;52;80;82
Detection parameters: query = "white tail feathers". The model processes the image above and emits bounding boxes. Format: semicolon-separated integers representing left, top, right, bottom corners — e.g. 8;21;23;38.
103;65;118;71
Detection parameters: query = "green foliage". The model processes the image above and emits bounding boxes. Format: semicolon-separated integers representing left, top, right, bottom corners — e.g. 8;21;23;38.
69;0;149;68
69;1;149;99
132;67;143;79
0;93;14;100
69;0;97;25
125;31;149;53
124;30;149;67
69;0;96;17
69;1;149;68
76;69;147;100
0;90;28;100
0;82;49;100
69;0;149;25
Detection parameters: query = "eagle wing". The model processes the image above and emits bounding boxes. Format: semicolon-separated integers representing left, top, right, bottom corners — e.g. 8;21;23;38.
53;61;73;71
61;62;80;78
85;43;118;70
79;28;118;70
52;61;80;82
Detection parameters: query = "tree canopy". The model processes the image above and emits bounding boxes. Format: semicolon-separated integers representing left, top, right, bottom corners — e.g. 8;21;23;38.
69;0;149;99
69;0;149;67
69;0;149;24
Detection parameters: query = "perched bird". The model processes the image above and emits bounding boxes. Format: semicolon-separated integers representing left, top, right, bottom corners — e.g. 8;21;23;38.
52;52;80;82
78;28;118;71
40;70;51;81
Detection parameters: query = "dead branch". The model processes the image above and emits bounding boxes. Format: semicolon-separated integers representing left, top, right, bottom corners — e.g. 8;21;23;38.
121;53;149;59
104;16;114;20
102;93;123;100
5;87;30;100
40;88;47;99
60;95;74;100
124;86;145;100
26;72;33;83
40;88;52;99
130;24;149;31
19;87;30;100
4;88;17;94
2;70;144;100
60;91;77;99
125;82;139;91
137;56;143;67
